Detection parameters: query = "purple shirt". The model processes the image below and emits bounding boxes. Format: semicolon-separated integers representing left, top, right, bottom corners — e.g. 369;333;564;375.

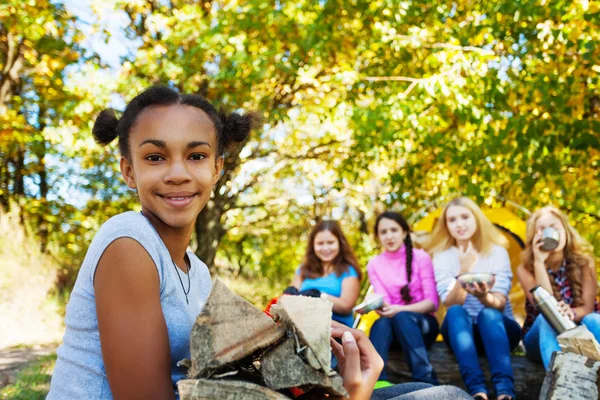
367;245;439;310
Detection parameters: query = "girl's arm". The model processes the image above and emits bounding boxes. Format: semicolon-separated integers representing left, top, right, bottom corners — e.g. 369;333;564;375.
95;238;175;400
324;275;361;315
291;273;302;289
570;257;597;322
434;251;468;307
366;260;386;298
517;264;537;304
378;299;436;317
531;230;554;294
476;246;511;311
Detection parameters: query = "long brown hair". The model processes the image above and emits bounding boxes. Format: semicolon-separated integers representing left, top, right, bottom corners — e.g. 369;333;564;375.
522;206;596;306
299;220;362;281
423;197;508;255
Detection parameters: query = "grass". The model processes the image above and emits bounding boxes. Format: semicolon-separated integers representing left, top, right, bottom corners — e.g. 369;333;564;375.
0;354;56;400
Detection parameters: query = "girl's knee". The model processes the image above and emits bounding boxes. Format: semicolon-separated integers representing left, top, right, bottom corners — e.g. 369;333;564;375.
446;304;468;319
582;312;600;327
477;307;502;324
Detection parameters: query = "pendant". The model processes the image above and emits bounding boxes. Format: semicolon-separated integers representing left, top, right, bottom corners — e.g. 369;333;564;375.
186;294;189;305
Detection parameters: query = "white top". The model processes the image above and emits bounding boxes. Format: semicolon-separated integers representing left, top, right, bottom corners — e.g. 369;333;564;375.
433;244;515;321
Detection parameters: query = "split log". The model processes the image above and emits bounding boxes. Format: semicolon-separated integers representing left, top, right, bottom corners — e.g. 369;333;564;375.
178;378;290;400
261;337;347;397
539;352;600;400
558;325;600;361
386;343;545;399
271;295;333;375
189;279;285;377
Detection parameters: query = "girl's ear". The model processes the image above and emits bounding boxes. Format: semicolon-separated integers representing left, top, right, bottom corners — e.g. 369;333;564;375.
213;155;224;185
120;157;137;189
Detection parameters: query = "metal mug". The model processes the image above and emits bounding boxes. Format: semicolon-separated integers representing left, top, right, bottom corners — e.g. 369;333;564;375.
541;227;560;251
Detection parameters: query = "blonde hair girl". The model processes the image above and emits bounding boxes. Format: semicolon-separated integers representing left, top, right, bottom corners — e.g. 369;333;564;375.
427;197;519;400
518;206;599;370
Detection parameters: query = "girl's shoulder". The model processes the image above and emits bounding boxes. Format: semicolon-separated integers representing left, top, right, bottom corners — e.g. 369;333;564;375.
487;244;509;258
411;247;432;261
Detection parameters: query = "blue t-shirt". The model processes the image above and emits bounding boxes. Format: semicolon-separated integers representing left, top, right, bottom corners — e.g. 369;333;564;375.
298;266;359;326
47;212;212;399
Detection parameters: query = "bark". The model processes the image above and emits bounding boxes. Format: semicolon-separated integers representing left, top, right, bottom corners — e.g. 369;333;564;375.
0;32;24;109
539;352;600;400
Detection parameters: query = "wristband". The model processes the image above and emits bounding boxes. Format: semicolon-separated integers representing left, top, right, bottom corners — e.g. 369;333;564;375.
320;293;329;301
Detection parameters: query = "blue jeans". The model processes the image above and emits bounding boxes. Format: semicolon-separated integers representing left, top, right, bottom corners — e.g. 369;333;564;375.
523;313;600;370
371;382;471;399
440;305;521;398
370;311;439;384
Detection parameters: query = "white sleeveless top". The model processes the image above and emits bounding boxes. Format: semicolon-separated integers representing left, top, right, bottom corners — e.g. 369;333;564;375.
48;211;212;399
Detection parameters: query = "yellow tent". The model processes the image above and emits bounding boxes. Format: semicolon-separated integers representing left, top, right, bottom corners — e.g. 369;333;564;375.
356;205;529;335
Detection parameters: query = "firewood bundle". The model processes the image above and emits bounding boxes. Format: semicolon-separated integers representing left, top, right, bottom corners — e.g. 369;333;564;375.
177;279;348;399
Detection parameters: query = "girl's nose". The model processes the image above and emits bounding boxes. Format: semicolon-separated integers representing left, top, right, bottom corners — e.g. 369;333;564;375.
165;159;191;183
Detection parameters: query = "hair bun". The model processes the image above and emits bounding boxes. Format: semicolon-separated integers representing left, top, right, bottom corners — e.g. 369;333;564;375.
220;110;261;149
92;108;119;146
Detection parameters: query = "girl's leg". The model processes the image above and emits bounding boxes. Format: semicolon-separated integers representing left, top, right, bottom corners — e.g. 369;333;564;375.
371;383;471;400
390;311;439;385
476;308;518;399
440;305;487;396
581;313;600;340
370;317;394;380
523;317;543;363
536;315;561;369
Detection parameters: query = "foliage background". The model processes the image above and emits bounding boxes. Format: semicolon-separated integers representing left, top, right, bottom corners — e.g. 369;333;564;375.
1;0;599;343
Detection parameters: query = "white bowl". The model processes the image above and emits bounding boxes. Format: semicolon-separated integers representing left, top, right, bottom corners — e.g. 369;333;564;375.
353;294;384;314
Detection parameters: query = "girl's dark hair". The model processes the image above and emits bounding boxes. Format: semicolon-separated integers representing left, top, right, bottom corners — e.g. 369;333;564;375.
299;220;363;282
91;86;259;158
374;211;413;303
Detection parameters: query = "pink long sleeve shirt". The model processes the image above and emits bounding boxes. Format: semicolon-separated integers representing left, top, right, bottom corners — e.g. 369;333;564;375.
367;245;439;310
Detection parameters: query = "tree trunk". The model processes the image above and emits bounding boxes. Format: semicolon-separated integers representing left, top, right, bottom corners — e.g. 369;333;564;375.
194;197;226;272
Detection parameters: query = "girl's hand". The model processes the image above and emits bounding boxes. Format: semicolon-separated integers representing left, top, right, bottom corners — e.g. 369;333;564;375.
533;230;550;266
376;304;402;318
464;281;491;298
557;300;575;321
458;241;478;273
330;322;383;400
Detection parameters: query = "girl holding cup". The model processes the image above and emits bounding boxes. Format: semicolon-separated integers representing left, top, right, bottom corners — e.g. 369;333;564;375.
517;206;600;370
425;197;520;400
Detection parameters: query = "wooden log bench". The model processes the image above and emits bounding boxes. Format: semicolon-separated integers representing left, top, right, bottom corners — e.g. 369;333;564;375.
386;343;546;399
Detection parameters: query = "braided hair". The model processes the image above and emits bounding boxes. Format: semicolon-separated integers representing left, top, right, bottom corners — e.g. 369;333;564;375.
374;211;413;303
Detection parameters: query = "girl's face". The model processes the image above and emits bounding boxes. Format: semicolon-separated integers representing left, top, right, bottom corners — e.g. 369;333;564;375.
313;230;340;265
446;205;477;242
120;105;223;231
534;211;567;253
377;218;406;252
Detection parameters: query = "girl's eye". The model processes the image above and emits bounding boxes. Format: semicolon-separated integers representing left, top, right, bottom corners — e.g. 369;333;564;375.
190;153;206;161
146;154;164;162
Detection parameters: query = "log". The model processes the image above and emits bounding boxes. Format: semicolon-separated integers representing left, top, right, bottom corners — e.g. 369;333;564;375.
189;279;285;377
261;337;347;397
539;352;600;400
178;379;290;400
386;343;545;399
271;295;333;375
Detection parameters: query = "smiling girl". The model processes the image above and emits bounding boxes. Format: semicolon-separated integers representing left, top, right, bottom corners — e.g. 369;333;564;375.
517;206;600;370
47;87;257;399
425;197;520;400
291;220;362;327
365;211;439;386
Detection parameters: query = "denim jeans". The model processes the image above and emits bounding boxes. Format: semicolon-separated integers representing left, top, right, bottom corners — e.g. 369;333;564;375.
370;311;439;384
523;312;600;370
371;382;471;400
440;305;521;398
